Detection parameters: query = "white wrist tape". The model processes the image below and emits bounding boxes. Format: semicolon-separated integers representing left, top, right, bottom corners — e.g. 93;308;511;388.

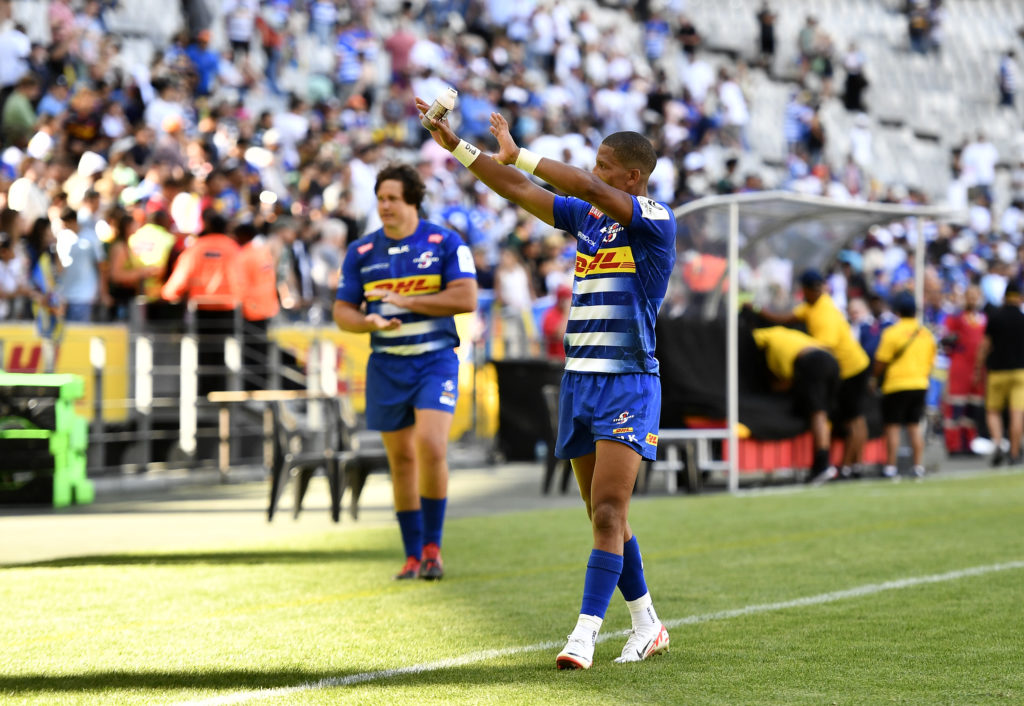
452;140;481;167
514;148;542;175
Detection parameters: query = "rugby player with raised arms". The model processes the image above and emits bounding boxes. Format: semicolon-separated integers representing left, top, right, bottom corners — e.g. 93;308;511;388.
416;96;676;669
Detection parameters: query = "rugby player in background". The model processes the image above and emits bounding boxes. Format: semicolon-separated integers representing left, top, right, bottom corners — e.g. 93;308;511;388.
333;163;478;581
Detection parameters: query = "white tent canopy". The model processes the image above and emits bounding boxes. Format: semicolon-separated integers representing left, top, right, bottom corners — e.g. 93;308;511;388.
672;191;960;492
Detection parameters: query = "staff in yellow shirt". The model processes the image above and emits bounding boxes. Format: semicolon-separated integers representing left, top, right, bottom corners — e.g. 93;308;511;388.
873;292;937;479
752;326;840;484
755;269;871;482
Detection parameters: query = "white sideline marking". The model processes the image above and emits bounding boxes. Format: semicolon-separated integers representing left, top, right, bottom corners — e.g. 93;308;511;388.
176;560;1024;706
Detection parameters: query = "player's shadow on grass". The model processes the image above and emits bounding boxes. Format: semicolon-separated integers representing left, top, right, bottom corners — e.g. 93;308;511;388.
0;668;353;693
0;659;668;696
5;547;394;568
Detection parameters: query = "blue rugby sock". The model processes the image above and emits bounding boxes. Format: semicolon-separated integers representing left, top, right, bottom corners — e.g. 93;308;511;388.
395;509;423;560
580;549;623;619
421;496;447;548
617;535;649;602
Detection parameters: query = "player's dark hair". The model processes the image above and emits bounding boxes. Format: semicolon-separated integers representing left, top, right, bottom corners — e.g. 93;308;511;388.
602;131;658;176
375;163;426;209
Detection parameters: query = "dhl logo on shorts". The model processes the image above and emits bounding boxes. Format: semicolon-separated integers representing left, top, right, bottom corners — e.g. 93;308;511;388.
645;433;658;446
364;275;441;299
575;247;636;278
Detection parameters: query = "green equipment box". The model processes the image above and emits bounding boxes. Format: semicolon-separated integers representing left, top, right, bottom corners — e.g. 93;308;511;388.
0;373;94;507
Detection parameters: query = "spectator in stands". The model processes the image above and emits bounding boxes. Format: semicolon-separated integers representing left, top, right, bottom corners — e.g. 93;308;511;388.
1;75;39;149
753;326;840;484
960;132;999;205
0;20;31;110
809;27;836;98
186;29;220;98
494;247;535;358
37;75;70;118
272;218;314;322
55;205;109;322
907;1;931;54
644;11;671;64
974;279;1024;466
0;231;31;320
875;292;937;478
861;291;897;361
998;50;1018;109
128;209;176;303
841;42;869;114
335;15;377;107
805;105;827;167
784;90;812;156
105;207;153;321
797;15;818;80
755;269;872;482
942;283;987;455
23;216;63;333
717;68;750;151
542;282;571;361
309;0;339;47
254;11;285;97
677;14;701;57
756;2;777;71
222;0;257;61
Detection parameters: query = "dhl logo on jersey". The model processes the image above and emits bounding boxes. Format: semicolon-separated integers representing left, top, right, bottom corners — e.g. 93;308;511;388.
575;247;636;278
364;275;441;299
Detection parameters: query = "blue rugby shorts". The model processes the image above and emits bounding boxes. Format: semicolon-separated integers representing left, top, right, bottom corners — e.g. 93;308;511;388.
555;371;661;461
365;348;459;432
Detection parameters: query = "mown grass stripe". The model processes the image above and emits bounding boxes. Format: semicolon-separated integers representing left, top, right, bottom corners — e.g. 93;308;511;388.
175;559;1024;706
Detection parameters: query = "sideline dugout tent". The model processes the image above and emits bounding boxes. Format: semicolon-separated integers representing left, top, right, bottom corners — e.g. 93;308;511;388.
671;191;958;492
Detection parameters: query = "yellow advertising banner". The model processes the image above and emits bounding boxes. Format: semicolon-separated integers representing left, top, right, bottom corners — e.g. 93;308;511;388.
0;323;129;422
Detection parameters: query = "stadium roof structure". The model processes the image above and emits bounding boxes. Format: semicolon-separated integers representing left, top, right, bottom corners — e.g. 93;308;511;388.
672;191;960;492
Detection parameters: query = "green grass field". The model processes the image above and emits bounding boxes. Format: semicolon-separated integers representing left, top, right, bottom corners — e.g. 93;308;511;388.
3;470;1024;705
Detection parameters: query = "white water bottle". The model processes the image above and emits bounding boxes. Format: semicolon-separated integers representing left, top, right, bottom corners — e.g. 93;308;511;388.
420;86;458;130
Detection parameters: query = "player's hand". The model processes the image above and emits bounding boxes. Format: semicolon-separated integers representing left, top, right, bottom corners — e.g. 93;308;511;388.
364;313;401;331
366;288;410;310
415;97;459;151
489;112;519;165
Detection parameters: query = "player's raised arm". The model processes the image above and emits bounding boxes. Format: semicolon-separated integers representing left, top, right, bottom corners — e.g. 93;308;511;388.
488;112;636;226
415;97;556;226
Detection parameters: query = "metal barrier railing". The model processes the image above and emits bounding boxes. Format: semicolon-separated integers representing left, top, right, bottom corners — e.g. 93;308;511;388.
75;300;342;478
3;293;529;478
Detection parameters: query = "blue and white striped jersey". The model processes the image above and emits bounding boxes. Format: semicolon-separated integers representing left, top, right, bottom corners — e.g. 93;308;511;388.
336;222;476;356
553;195;677;375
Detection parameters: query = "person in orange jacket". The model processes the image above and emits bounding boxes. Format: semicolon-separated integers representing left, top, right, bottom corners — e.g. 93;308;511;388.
234;220;280;389
162;210;241;395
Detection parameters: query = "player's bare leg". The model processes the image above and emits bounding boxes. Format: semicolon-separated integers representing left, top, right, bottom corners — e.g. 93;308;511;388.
558;441;667;668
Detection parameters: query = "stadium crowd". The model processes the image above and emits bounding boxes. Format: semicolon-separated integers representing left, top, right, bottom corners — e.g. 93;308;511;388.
2;0;1024;459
